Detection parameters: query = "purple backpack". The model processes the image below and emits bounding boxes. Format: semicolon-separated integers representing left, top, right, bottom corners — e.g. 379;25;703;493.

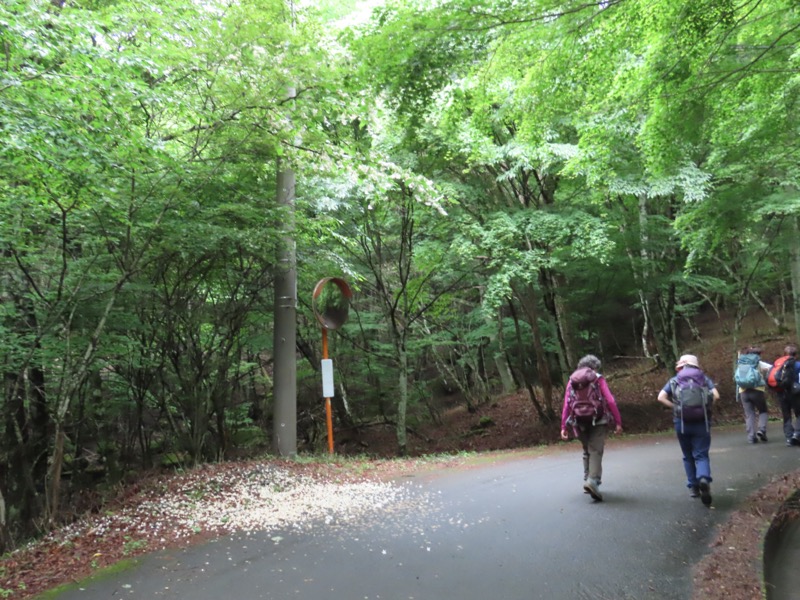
568;367;605;425
670;367;712;431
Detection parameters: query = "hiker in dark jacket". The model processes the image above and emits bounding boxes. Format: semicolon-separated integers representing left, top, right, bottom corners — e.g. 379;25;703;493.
773;344;800;447
657;354;720;506
560;354;623;502
735;346;772;443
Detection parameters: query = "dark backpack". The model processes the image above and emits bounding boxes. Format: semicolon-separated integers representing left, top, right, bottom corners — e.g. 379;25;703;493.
734;353;764;389
568;367;605;425
767;356;796;391
670;367;712;432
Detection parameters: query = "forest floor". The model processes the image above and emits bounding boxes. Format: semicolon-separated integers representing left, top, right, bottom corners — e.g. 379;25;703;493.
2;310;799;599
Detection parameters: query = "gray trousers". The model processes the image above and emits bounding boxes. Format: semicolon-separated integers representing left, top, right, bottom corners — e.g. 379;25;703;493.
577;422;609;484
740;389;769;441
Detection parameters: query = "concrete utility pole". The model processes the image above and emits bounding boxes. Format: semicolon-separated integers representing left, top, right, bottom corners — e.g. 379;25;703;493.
272;87;297;457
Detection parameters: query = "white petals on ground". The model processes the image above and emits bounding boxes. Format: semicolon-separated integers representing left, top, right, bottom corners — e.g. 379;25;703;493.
51;462;425;550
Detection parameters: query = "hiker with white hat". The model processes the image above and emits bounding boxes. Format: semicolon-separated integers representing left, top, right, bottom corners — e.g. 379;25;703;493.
656;354;720;506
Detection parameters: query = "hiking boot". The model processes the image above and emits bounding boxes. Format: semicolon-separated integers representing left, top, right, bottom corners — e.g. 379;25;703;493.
792;435;800;446
698;477;712;507
690;485;700;498
787;439;794;447
757;430;768;442
748;437;757;444
583;478;603;501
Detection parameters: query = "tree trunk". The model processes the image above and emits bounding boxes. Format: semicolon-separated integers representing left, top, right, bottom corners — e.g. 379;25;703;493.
637;195;656;360
0;274;50;528
333;382;354;430
792;216;800;342
475;290;513;395
0;485;9;554
513;283;556;421
46;282;123;523
186;378;212;465
3;371;44;529
624;194;679;367
652;286;678;369
638;292;653;358
492;307;515;393
542;270;575;374
26;358;49;487
507;299;547;420
47;427;67;521
553;273;580;370
423;330;476;413
214;376;228;461
396;341;408;456
621;238;653;359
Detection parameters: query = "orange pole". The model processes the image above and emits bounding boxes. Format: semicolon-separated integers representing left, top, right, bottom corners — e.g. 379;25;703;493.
325;398;334;455
322;328;334;454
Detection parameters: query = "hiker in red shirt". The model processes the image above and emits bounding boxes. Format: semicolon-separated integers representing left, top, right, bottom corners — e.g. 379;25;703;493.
768;344;800;446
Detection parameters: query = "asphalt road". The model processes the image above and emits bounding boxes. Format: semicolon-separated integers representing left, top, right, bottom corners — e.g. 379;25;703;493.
54;426;800;600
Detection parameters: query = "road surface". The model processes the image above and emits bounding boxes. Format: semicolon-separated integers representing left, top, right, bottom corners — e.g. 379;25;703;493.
54;426;800;600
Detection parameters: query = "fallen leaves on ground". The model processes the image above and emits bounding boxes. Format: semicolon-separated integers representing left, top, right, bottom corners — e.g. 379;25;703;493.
692;470;800;600
0;457;452;599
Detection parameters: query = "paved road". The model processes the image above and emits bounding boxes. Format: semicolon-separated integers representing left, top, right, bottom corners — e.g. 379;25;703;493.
55;427;800;600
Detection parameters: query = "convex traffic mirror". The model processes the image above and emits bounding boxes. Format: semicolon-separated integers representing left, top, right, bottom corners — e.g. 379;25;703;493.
312;277;352;330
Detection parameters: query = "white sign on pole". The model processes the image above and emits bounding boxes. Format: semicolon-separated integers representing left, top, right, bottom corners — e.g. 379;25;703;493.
321;359;334;397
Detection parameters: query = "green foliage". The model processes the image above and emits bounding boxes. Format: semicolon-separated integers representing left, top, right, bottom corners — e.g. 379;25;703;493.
478;416;494;428
121;536;148;556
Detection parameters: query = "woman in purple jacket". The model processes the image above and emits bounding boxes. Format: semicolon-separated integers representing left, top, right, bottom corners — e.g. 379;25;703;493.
560;354;623;502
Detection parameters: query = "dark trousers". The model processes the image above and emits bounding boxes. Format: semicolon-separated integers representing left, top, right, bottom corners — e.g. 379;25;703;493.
674;420;712;488
777;391;800;440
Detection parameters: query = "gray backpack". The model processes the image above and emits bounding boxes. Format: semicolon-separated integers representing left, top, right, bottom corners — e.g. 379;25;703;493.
670;368;712;432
